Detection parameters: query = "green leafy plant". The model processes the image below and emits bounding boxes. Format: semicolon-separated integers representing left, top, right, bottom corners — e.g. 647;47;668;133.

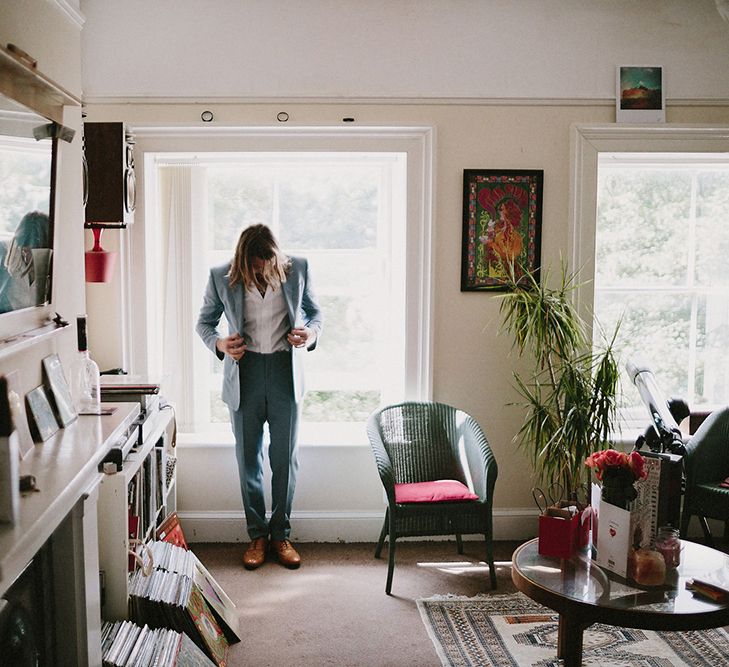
498;263;620;499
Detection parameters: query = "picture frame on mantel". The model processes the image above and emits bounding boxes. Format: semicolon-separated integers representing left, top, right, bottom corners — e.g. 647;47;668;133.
5;370;34;459
42;353;77;427
461;169;543;291
616;65;665;123
25;385;60;442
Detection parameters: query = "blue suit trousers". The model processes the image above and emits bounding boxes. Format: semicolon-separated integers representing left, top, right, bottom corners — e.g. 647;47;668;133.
230;350;299;540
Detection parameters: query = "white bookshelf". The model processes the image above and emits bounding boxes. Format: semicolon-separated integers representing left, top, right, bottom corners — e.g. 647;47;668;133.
97;407;176;620
0;403;140;665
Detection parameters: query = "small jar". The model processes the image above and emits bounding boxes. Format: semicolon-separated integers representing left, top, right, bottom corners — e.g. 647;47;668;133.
655;525;681;568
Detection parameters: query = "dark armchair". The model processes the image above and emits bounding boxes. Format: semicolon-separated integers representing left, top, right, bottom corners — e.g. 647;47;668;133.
366;401;498;594
680;406;729;545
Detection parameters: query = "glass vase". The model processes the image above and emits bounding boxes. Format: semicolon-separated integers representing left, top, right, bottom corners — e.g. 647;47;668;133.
601;467;637;510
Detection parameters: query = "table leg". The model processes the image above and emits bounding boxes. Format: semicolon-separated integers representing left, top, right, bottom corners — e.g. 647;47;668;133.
557;614;591;667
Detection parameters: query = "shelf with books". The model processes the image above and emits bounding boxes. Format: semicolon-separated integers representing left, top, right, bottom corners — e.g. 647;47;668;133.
97;406;177;621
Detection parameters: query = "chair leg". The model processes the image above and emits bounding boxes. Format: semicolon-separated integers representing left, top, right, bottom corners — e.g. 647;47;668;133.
385;512;396;595
456;533;464;555
699;515;715;547
374;510;389;559
679;509;691;538
485;534;497;590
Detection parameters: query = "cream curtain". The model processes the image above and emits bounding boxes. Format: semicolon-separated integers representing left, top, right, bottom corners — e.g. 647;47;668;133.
158;165;195;430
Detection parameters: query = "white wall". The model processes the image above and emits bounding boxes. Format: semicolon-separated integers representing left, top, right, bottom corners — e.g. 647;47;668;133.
80;0;729;102
77;1;729;542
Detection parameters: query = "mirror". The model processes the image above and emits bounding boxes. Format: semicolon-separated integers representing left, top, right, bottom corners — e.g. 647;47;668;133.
0;93;56;316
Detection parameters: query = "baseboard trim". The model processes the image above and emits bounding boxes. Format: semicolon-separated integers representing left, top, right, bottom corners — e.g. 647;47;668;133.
178;508;538;543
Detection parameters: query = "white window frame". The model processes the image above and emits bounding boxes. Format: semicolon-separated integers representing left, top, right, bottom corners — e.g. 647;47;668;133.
570;124;729;436
122;125;435;444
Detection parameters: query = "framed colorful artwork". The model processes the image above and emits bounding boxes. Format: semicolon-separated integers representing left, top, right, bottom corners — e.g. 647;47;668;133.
461;169;543;291
616;65;665;123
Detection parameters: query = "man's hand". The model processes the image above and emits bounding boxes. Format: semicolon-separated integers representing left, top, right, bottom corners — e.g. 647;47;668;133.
287;327;312;348
217;333;246;361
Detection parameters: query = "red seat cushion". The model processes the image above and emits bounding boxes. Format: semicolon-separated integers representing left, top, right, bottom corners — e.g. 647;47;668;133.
394;480;479;504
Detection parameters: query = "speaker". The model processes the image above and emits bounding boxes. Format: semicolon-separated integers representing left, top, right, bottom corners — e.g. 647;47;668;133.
83;122;136;227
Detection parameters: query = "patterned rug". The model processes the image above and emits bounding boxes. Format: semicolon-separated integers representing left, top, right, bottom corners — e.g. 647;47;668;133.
417;592;729;666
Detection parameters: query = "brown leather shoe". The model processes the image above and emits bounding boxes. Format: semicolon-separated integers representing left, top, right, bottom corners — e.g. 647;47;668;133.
270;539;301;569
243;537;268;570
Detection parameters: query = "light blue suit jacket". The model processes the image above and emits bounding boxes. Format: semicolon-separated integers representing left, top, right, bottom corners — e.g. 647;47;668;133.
196;256;323;410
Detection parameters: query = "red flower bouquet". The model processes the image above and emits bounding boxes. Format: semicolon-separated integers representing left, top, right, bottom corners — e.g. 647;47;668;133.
585;449;648;509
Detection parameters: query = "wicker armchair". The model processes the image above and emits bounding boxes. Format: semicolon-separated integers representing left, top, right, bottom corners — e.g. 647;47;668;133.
366;401;498;594
680;406;729;545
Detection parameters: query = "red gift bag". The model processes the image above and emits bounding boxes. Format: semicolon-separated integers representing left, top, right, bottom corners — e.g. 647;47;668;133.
538;509;581;559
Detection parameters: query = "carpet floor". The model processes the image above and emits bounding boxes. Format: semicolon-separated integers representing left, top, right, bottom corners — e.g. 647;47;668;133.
191;540;520;667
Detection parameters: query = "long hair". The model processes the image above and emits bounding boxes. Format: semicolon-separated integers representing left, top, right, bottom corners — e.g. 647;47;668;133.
228;224;290;291
5;210;50;279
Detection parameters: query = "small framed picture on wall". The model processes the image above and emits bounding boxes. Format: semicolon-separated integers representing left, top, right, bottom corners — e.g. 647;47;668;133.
461;169;543;291
616;65;665;123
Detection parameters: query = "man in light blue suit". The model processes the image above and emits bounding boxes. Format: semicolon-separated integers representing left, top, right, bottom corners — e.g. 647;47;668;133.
196;224;323;570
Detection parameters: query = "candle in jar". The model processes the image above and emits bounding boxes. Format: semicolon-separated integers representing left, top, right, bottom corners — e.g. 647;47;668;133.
655;525;681;568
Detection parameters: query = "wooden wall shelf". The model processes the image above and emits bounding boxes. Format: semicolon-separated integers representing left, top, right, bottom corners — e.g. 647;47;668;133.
0;319;70;362
0;43;81;123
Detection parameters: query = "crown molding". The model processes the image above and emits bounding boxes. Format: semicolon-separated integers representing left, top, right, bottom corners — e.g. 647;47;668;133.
81;94;729;108
49;0;85;28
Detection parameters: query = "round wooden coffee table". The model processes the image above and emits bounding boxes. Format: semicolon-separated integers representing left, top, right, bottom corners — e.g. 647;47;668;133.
512;538;729;667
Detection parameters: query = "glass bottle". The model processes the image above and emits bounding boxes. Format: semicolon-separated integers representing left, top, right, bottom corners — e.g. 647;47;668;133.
69;315;101;413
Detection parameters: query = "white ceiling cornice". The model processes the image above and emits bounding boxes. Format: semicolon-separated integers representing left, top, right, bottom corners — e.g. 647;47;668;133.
49;0;85;29
80;95;729;108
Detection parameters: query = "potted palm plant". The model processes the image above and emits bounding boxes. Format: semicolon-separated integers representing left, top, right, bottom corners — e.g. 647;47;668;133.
498;263;620;500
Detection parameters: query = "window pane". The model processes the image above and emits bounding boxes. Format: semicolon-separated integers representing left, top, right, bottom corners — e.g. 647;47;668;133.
596;169;691;287
302;390;380;422
278;167;379;249
198;155;404;429
695;171;729;287
695;294;729;405
594;159;729;424
594;291;691;414
208;168;273;250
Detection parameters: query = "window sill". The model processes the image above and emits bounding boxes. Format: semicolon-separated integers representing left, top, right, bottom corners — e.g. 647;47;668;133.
178;421;369;448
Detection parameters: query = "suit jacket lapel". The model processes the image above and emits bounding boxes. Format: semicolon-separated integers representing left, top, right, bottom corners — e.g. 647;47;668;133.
283;275;296;326
229;274;245;330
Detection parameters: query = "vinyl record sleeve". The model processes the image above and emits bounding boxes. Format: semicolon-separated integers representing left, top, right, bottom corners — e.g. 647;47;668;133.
193;557;241;644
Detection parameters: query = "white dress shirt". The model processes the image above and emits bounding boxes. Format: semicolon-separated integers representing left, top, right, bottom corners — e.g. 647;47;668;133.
243;284;290;353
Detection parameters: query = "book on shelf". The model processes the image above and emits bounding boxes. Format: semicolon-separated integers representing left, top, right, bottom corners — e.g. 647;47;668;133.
157;512;189;550
102;619;216;666
128;512;140;572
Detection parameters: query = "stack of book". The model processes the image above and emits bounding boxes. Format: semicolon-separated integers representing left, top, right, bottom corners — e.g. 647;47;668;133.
101;620;215;666
128;541;240;667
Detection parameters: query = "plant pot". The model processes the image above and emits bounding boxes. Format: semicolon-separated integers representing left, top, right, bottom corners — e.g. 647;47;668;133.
85;227;117;283
85;250;117;282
